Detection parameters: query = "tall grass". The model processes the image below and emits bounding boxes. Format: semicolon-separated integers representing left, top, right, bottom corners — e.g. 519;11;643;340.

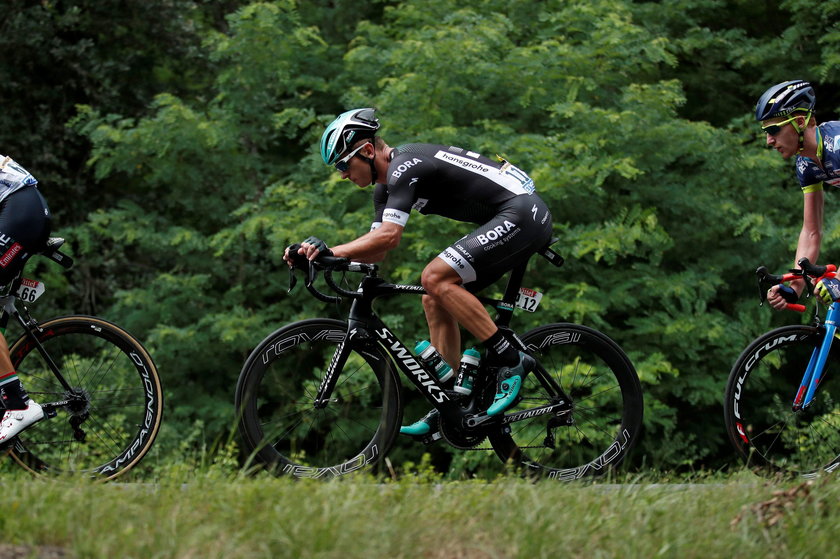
0;466;836;559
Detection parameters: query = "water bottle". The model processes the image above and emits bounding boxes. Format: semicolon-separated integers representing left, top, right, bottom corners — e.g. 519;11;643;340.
414;340;454;383
453;348;481;396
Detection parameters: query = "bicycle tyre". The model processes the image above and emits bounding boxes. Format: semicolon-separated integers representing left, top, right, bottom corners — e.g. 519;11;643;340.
488;323;644;479
235;318;401;478
724;325;840;476
6;315;163;480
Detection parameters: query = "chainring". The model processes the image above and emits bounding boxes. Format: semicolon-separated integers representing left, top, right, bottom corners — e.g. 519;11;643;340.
439;378;497;450
439;417;487;449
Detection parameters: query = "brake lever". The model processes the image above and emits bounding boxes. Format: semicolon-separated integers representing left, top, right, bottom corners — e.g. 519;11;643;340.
288;266;298;293
755;266;769;306
306;260;318;288
287;261;319;292
802;274;813;299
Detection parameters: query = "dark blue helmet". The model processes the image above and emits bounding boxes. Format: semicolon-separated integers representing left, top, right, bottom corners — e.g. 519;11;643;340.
755;80;815;121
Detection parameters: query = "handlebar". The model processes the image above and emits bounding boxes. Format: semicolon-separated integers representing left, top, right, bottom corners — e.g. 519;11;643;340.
287;253;378;304
756;257;837;313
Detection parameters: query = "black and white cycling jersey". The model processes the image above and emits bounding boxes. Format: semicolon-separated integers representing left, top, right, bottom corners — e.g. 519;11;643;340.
370;143;552;290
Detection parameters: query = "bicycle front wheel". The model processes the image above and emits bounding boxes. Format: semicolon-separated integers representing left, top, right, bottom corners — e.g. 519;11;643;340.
724;325;840;476
489;323;644;479
235;319;401;478
7;316;163;480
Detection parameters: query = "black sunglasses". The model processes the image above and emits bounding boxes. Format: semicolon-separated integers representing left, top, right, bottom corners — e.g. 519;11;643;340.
761;115;799;136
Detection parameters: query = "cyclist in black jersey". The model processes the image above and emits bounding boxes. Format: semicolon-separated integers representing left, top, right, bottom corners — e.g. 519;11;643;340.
0;155;51;444
755;81;840;309
285;108;554;434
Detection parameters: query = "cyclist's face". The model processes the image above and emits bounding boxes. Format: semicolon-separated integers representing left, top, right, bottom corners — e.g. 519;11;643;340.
338;142;373;187
763;115;804;159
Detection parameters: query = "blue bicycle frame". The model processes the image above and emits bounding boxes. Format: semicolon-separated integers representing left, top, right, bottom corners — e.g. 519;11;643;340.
795;301;840;410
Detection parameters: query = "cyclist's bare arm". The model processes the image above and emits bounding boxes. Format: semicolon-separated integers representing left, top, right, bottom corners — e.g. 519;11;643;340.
795;189;824;273
331;222;404;263
283;223;402;267
769;189;823;309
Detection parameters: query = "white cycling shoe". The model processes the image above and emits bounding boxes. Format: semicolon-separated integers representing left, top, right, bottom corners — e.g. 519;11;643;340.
0;400;44;443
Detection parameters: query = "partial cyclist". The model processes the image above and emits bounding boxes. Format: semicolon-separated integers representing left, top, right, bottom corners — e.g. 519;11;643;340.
0;154;51;443
755;80;840;309
284;108;554;434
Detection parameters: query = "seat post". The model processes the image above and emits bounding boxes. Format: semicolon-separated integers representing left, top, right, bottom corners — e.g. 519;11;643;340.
488;262;528;328
500;262;527;304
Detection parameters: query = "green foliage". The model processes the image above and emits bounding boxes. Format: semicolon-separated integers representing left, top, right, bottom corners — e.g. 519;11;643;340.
3;0;840;474
0;0;225;222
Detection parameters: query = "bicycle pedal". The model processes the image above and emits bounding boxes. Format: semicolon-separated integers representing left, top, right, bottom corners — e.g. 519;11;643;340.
404;430;442;445
44;408;57;419
409;431;442;446
423;431;442;445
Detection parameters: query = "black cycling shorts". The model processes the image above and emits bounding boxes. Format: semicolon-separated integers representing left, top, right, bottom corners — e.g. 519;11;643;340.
438;193;553;292
0;186;52;285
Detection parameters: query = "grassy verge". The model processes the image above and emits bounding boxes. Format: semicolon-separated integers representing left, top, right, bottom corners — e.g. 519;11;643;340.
0;469;836;558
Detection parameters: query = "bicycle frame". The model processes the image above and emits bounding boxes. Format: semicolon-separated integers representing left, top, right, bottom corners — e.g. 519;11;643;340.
0;293;73;391
312;252;570;431
0;240;77;417
793;301;840;410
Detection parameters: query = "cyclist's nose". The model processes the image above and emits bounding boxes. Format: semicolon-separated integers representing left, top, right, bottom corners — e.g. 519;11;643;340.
766;133;775;146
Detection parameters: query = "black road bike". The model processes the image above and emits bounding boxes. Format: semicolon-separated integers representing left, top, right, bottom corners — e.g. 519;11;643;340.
235;243;644;479
0;238;163;480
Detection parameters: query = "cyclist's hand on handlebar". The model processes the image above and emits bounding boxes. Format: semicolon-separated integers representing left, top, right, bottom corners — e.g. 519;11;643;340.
284;236;334;268
300;236;333;260
283;243;305;269
767;284;799;311
815;277;840;306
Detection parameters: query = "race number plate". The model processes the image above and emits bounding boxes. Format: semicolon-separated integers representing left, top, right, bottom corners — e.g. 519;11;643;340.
515;287;543;312
16;278;45;303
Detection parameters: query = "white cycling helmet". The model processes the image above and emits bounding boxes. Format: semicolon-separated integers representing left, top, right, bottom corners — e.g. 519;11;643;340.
320;108;380;165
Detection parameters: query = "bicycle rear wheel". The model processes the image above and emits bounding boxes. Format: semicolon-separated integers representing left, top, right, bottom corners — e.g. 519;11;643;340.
7;316;162;480
235;319;401;478
724;325;840;476
489;323;643;479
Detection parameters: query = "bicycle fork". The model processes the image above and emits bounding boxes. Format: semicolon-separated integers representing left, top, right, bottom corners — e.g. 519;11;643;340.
313;338;351;409
795;302;840;410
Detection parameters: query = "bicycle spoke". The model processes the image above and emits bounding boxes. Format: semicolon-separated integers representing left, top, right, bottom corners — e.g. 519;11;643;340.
236;320;398;477
725;325;840;476
10;317;162;479
489;324;643;479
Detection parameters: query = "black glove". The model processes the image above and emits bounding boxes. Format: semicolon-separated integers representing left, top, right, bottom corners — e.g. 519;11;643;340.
777;284;799;304
302;236;334;257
